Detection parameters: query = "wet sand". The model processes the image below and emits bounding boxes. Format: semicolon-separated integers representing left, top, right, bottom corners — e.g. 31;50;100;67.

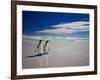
22;38;89;69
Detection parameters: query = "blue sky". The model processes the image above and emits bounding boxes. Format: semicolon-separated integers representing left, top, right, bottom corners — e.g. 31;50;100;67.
22;11;89;38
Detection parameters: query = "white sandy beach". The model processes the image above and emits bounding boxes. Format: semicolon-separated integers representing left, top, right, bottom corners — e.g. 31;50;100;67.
22;38;89;69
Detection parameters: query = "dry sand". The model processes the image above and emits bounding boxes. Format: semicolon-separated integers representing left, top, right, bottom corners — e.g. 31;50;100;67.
22;38;89;69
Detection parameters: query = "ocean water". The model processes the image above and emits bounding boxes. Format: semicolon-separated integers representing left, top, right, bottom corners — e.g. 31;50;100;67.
22;35;89;41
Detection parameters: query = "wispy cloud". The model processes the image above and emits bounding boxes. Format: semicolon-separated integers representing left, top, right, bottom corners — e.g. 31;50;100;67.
35;21;89;34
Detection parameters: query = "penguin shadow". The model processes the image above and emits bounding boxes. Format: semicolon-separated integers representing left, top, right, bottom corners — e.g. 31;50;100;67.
26;52;48;58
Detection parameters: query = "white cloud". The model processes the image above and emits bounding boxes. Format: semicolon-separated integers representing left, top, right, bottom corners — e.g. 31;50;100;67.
35;21;89;34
